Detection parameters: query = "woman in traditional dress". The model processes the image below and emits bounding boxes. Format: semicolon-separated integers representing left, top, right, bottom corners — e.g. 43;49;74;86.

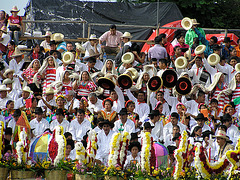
1;100;14;126
97;98;117;123
58;70;73;96
101;59;118;75
125;100;140;129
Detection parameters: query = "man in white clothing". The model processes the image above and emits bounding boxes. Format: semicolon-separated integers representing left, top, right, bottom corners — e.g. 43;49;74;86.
8;109;21;132
190;113;211;134
9;47;24;78
113;108;135;134
69;109;91;142
88;92;103;114
164;125;180;147
15;86;32;109
50;108;69;133
30;107;49;141
95;120;115;165
150;90;170;115
164;88;183;113
3;78;21;101
0;84;12;109
163;112;186;140
110;86;125;113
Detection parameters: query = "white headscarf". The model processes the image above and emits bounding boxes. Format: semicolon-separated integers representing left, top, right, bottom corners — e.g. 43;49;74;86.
101;59;118;75
206;72;223;92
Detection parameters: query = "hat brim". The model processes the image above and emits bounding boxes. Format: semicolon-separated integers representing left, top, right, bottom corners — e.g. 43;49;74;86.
175;77;192;95
213;135;229;141
99;121;114;128
98;77;115;90
195;117;208;121
148;76;163;92
10;10;20;12
121;36;133;39
83;53;101;61
161;69;178;88
118;74;133;89
11;53;24;58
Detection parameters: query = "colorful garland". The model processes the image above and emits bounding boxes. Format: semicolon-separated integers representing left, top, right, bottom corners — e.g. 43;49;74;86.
86;129;98;164
0;121;4;159
75;142;89;165
195;142;230;178
16;130;27;164
119;131;131;168
173;130;188;180
108;132;121;167
141;132;151;173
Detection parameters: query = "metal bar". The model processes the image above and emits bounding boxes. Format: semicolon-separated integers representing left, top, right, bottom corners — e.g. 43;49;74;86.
19;36;88;42
88;24;91;38
88;23;157;29
157;0;159;31
225;29;228;37
22;20;86;23
83;22;85;38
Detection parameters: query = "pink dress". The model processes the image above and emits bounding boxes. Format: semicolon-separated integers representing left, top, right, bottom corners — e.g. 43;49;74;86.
211;83;229;110
60;81;73;96
42;66;56;93
23;68;41;84
77;81;97;97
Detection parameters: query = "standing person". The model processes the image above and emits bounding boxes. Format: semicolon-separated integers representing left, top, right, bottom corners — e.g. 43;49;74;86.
160;33;174;59
99;24;123;57
148;36;168;63
40;31;52;52
7;6;22;45
174;33;189;56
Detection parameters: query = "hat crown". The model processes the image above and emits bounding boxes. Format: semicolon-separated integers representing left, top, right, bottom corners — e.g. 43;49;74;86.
11;6;19;12
0;84;9;91
44;31;52;36
63;52;74;65
3;78;13;85
89;34;97;39
121;52;134;64
216;130;227;137
52;33;64;42
122;32;132;38
23;86;32;93
12;47;23;57
45;86;54;94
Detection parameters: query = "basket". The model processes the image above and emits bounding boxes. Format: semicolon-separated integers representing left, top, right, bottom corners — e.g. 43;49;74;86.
0;167;9;180
104;175;124;180
45;170;67;180
75;174;94;180
10;170;35;179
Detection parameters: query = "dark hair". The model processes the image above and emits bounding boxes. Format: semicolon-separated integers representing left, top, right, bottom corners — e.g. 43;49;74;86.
110;24;116;29
76;109;85;115
131;43;141;54
104;99;113;107
150;58;157;63
4;145;12;154
210;36;218;44
31;97;37;103
171;112;179;119
197;90;205;97
66;139;75;150
218;125;227;132
55;108;64;116
9;40;15;47
159;58;168;66
220;56;226;62
126;101;135;108
174;46;180;51
210;98;218;104
237;39;240;44
191;126;202;137
32;44;40;49
230;56;239;62
70;49;76;53
64;132;72;139
159;33;166;39
176;33;185;40
156;91;164;96
138;91;145;96
173;125;180;130
154;36;161;44
50;50;58;55
6;100;14;108
193;37;199;45
5;127;12;135
195;56;202;61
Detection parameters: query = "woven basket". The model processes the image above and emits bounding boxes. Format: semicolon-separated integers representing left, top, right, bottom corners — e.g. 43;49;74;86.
104;175;124;180
75;174;94;180
45;170;67;180
10;170;35;179
0;167;9;180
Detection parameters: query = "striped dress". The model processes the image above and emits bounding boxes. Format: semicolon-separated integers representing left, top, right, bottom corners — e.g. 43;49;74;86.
211;83;229;110
42;67;56;93
60;81;73;96
232;83;240;101
77;81;97;97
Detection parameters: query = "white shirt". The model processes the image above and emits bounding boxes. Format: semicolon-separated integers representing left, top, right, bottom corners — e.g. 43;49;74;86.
124;154;141;169
75;60;88;72
7;118;16;132
227;124;240;146
88;99;103;114
95;60;103;70
191;124;211;134
9;58;24;78
164;133;175;147
149;92;170;116
112;86;125;113
40;40;50;51
0;95;13;109
30;118;50;139
8;89;21;102
15;97;29;109
56;65;67;81
148;120;164;142
164;88;181;113
163;122;186;141
69;118;91;141
38;97;57;116
113;119;135;134
50;119;69;133
65;98;79;110
82;41;101;57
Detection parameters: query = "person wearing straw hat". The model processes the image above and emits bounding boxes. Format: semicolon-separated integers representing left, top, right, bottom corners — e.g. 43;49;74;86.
52;33;66;54
40;31;52;52
185;19;205;48
9;47;25;79
15;86;33;109
0;84;12;110
82;34;101;58
3;78;21;101
115;32;133;66
8;6;22;45
215;129;234;160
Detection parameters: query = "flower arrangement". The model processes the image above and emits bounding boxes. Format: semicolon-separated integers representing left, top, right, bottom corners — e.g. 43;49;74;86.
108;132;121;167
16;130;28;164
119;131;131;168
0;121;4;159
141;132;151;173
75;142;89;165
86;129;97;165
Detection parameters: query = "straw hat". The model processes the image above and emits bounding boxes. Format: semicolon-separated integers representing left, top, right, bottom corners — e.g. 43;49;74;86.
121;52;134;64
0;26;7;34
10;6;20;12
11;47;24;57
22;86;33;94
121;32;132;39
181;17;193;30
3;69;15;78
83;49;101;60
89;34;97;40
62;52;74;65
45;86;55;95
51;33;64;42
185;48;191;60
75;43;85;52
194;45;206;55
214;130;229;141
207;53;220;66
235;63;240;72
2;78;14;85
191;19;200;25
44;31;52;37
125;68;138;80
0;85;10;91
175;56;188;69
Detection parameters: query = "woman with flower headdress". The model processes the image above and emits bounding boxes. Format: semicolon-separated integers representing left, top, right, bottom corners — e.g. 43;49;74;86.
25;96;38;121
1;100;14;125
125;100;140;129
33;56;58;94
58;70;73;96
97;98;117;123
101;59;118;75
73;71;97;99
154;101;169;126
176;102;187;124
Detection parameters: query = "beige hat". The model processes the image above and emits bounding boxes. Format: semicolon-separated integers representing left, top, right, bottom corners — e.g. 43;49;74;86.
181;17;193;30
235;63;240;72
10;6;20;12
51;33;64;42
0;85;10;91
2;78;14;85
175;56;188;69
194;45;206;55
0;26;7;34
89;34;97;40
11;47;24;58
192;19;200;25
121;52;134;64
44;31;52;37
75;43;85;52
214;130;229;141
45;86;55;95
84;49;101;60
121;32;132;39
185;48;191;60
3;69;15;78
62;52;74;65
207;53;220;66
22;86;33;94
125;68;138;80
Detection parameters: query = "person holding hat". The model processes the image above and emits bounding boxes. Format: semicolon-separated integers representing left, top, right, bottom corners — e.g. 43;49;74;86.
69;109;91;142
215;130;234;160
99;24;123;57
50;108;69;133
144;110;163;142
9;47;25;79
51;33;66;54
8;6;22;45
40;31;52;52
95;119;115;165
15;86;33;109
124;141;141;169
185;19;205;48
30;107;49;141
3;78;21;101
7;108;21;132
113;108;135;134
222;37;234;60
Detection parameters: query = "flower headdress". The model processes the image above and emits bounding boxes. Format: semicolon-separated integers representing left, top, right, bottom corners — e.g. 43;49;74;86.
125;100;134;108
102;97;113;107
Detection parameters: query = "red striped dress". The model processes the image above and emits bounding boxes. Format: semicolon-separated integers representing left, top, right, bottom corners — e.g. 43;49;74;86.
232;83;240;101
60;81;73;96
42;67;56;93
211;83;229;110
77;81;97;97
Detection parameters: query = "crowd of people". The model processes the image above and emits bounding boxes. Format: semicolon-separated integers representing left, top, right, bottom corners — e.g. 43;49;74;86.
1;6;240;168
